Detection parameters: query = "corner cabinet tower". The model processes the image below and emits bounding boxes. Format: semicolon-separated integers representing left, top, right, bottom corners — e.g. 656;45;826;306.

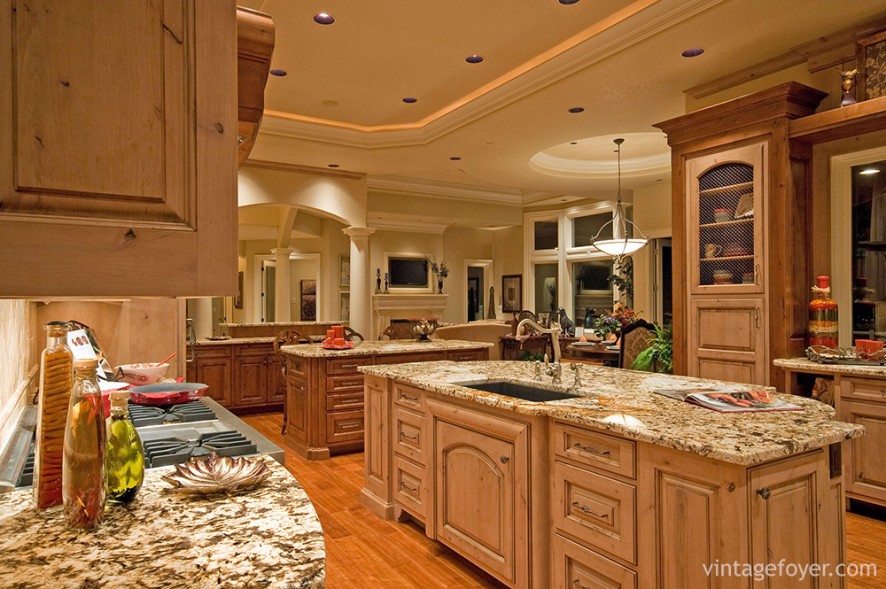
656;83;827;385
0;0;238;297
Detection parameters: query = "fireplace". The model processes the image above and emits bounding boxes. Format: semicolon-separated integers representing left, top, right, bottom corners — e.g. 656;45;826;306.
372;293;448;339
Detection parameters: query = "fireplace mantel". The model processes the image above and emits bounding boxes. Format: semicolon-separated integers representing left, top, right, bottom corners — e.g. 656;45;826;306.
372;293;448;339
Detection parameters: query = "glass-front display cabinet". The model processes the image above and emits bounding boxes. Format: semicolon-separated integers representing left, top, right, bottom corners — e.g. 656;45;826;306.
687;142;766;295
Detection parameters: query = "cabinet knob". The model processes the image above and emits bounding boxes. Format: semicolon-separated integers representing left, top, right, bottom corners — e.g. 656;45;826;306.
500;455;509;464
757;487;771;500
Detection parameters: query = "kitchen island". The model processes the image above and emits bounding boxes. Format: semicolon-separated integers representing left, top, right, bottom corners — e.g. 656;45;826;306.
360;360;863;589
280;340;490;460
0;458;325;588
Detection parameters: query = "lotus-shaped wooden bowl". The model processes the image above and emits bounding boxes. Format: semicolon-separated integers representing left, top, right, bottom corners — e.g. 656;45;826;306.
161;453;271;495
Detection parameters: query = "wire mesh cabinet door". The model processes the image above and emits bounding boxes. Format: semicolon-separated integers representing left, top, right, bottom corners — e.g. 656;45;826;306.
687;141;767;296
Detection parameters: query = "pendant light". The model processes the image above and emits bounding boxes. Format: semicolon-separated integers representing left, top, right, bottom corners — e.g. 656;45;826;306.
589;138;648;257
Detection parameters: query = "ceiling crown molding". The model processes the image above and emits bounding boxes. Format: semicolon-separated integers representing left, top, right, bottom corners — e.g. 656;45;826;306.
368;175;526;205
259;0;728;150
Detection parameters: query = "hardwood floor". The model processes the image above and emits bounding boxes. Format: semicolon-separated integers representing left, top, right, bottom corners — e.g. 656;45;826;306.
242;412;886;588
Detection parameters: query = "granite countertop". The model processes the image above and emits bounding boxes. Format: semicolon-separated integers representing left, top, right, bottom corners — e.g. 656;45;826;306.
774;357;886;378
360;360;864;466
0;458;325;588
219;321;341;328
281;339;493;358
196;335;324;346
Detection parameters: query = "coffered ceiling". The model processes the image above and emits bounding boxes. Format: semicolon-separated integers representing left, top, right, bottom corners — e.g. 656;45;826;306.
240;0;885;205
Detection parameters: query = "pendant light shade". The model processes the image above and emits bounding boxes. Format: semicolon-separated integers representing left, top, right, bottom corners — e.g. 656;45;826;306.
589;138;649;257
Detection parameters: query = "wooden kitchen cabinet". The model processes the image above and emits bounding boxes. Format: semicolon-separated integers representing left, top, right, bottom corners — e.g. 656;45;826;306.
0;0;238;297
429;398;529;588
688;297;767;384
188;342;284;412
189;347;233;408
656;83;827;385
842;398;886;506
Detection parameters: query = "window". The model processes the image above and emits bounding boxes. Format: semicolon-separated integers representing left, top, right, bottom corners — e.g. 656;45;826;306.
572;261;613;325
533;220;558;251
534;263;558;315
851;161;885;343
572;212;612;248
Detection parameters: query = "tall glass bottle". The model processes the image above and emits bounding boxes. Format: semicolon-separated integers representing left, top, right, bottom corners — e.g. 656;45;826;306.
34;321;74;509
63;358;106;531
105;391;144;503
808;275;839;348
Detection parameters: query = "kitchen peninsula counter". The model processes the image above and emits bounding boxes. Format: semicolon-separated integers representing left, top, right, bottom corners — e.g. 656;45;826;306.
0;458;325;588
278;340;490;460
360;360;862;588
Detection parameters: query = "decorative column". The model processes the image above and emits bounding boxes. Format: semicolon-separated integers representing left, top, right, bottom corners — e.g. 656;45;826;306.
271;247;294;322
342;226;376;337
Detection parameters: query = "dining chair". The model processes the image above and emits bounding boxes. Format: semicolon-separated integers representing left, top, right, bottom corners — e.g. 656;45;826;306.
618;319;656;370
378;323;415;340
274;329;310;434
343;326;364;343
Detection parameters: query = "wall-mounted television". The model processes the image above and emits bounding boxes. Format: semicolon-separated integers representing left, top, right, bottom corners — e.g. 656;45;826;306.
388;257;429;288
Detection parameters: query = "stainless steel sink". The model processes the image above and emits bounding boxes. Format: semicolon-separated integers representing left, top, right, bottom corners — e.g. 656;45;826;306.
459;381;576;402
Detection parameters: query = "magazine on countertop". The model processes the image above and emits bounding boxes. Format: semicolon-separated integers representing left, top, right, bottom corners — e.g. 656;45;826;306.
653;387;804;413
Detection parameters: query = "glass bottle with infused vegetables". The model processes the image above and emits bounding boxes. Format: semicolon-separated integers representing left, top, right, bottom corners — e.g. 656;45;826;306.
34;321;73;510
62;358;106;531
105;390;144;503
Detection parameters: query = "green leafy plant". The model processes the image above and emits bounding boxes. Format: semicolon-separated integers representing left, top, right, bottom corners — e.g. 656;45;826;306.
631;324;673;374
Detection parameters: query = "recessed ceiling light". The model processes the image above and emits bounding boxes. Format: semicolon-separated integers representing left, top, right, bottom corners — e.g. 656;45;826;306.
561;198;568;202
269;69;287;77
681;47;705;58
450;156;462;161
328;164;340;168
859;167;880;175
559;0;581;4
568;107;585;114
570;141;578;145
402;97;418;104
314;12;334;25
321;99;339;107
465;54;484;64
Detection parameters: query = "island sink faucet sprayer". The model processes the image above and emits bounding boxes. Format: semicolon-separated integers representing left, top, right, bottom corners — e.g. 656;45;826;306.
516;317;562;366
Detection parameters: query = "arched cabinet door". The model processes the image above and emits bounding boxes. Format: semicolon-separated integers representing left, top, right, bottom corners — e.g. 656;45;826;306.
0;0;237;297
429;399;529;588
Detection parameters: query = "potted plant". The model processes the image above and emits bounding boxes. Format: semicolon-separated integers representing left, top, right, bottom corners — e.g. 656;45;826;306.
592;303;638;341
631;324;673;374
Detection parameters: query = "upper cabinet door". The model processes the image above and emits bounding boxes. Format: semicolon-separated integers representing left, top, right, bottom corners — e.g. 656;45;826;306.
687;141;767;295
0;0;237;297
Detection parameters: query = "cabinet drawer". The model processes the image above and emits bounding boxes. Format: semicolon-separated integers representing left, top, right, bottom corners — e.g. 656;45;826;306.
326;392;364;412
326;356;372;375
194;345;232;358
394;407;425;464
553;460;636;564
326;410;364;445
288;356;308;377
841;378;886;403
375;352;442;365
327;374;364;393
233;344;273;357
446;349;488;362
394;455;427;521
394;383;425;413
552;533;637;589
553;422;636;479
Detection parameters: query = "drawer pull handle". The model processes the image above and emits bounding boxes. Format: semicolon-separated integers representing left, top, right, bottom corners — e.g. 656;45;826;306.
341;364;360;369
573;443;610;456
571;501;609;519
400;432;419;443
340;423;362;431
399;481;418;494
400;394;419;403
757;487;771;500
573;581;592;589
339;399;362;405
340;381;362;387
456;355;472;361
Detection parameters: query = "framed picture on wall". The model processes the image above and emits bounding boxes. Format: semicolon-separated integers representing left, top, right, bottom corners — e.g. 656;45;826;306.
502;274;522;313
300;279;317;321
340;256;350;287
233;271;244;309
340;292;350;322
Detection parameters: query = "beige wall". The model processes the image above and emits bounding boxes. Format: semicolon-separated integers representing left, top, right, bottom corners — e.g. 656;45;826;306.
631;182;672;322
369;191;523;227
493;226;525;318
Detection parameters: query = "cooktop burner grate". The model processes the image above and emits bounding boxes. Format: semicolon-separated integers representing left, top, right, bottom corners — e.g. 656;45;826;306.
128;401;216;427
142;431;257;469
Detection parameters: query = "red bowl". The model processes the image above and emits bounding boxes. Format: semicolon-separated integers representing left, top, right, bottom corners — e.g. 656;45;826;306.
128;382;209;406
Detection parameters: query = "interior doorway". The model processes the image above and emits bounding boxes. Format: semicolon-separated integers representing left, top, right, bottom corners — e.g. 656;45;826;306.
256;253;321;323
464;259;493;321
651;237;673;325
